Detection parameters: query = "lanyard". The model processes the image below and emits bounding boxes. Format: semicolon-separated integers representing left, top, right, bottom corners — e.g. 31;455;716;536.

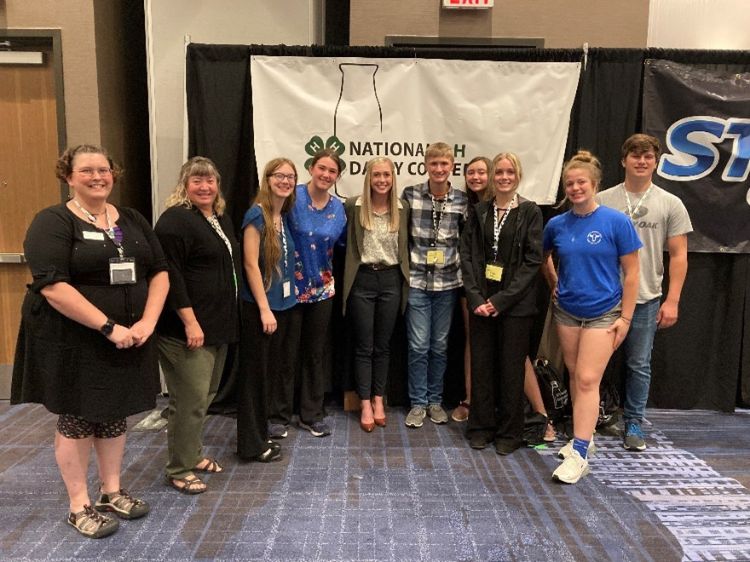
622;183;652;220
206;213;237;296
492;195;516;261
73;199;124;258
430;192;447;247
279;216;288;276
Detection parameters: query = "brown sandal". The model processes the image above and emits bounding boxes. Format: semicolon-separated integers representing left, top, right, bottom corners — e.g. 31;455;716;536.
543;419;557;443
166;474;207;495
68;505;119;538
193;457;224;474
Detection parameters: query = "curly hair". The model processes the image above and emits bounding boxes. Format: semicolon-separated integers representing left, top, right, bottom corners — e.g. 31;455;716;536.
56;145;123;183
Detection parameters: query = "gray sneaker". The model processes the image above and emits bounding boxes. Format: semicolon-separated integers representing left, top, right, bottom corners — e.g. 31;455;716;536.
298;420;331;437
405;406;426;428
623;420;647;451
268;423;288;439
427;404;448;425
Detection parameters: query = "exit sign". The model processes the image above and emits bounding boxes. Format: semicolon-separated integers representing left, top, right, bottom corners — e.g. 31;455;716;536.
442;0;494;8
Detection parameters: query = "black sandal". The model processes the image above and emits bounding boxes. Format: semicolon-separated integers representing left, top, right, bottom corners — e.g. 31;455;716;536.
193;457;224;473
166;474;207;495
95;488;150;519
255;445;282;463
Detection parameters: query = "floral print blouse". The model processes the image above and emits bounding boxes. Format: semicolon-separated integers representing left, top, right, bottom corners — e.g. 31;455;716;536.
288;184;347;303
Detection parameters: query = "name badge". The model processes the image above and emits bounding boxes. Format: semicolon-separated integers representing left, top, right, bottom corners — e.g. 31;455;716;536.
109;257;136;285
426;249;445;265
485;263;503;282
83;231;105;241
283;280;291;298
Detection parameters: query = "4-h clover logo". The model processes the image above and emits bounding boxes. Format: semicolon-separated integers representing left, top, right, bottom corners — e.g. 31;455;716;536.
304;135;346;172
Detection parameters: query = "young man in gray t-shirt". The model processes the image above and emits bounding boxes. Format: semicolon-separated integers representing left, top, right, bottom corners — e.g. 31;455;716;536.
597;133;692;452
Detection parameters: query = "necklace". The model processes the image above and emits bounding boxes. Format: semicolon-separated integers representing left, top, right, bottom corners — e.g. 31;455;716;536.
572;206;597;218
72;198;106;223
73;198;124;258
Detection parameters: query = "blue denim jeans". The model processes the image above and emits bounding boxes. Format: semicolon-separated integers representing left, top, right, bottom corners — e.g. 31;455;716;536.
405;287;457;407
622;297;660;423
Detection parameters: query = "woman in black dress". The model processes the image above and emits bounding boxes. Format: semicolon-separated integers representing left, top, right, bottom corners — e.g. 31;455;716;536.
12;145;169;538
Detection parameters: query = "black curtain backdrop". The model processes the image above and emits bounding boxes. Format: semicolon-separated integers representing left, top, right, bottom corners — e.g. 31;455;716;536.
186;43;750;413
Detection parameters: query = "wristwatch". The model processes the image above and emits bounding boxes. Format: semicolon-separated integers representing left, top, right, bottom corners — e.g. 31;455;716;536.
100;318;116;336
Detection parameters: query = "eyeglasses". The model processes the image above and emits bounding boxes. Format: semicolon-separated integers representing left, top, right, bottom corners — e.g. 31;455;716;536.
74;167;112;177
268;173;296;182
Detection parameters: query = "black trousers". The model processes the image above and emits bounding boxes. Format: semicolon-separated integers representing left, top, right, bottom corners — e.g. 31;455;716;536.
347;267;402;400
467;314;533;445
285;298;334;424
237;301;293;458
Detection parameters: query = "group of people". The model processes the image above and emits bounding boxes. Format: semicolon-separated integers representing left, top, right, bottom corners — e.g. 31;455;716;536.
11;133;691;538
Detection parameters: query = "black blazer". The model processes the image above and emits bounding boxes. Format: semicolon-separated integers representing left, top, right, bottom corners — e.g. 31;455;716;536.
155;205;240;345
460;197;543;317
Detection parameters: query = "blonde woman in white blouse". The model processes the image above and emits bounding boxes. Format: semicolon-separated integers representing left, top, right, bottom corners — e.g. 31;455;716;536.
342;157;410;432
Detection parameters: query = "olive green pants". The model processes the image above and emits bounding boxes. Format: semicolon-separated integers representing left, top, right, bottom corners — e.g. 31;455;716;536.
158;335;227;479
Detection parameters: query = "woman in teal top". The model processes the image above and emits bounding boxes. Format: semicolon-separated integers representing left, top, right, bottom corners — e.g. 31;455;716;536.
285;149;347;438
237;157;298;460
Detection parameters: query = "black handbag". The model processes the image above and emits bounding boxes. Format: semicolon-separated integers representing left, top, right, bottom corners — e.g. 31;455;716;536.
532;357;569;422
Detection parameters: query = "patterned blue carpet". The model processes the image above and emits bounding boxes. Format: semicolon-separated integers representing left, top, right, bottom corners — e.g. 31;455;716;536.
1;402;748;561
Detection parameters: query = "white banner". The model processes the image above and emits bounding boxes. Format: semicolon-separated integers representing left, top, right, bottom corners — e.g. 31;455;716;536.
251;56;580;204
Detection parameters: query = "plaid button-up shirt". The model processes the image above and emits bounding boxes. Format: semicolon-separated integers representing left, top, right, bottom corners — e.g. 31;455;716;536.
401;181;468;292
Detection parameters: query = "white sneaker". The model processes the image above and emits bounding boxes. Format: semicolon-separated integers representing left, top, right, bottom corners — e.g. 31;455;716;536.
558;438;597;459
552;449;590;484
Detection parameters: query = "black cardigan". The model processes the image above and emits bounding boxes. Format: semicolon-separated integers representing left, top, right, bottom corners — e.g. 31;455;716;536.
460;198;543;317
155;205;240;345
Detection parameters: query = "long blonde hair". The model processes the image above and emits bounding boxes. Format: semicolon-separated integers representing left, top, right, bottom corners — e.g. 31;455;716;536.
253;158;298;289
165;156;226;216
359;157;399;232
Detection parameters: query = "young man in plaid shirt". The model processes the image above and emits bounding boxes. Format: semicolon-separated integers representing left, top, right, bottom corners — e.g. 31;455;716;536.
401;142;468;428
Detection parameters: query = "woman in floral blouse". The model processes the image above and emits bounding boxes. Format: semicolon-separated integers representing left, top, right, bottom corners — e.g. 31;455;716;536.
278;149;346;438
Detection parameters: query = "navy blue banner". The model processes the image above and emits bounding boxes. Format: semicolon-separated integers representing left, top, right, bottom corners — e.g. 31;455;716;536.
643;59;750;253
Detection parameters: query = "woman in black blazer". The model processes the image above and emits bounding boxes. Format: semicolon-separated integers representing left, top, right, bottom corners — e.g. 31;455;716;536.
460;152;543;455
155;157;240;494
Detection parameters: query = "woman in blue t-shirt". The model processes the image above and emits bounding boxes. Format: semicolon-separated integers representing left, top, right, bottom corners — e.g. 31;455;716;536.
286;149;347;438
237;157;298;461
543;150;641;484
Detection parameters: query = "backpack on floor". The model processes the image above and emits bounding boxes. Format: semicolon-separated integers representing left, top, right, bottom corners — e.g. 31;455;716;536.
532;357;569;422
523;411;550;446
596;378;620;428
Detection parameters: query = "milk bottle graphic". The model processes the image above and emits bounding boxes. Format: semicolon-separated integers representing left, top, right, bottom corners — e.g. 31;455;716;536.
333;63;383;197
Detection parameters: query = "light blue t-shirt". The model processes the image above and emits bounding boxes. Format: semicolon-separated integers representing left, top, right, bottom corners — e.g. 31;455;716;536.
240;204;297;311
543;205;642;318
288;185;347;304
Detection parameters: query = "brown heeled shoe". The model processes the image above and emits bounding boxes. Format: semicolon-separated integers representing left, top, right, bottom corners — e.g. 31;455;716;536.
360;420;375;432
374;417;386;427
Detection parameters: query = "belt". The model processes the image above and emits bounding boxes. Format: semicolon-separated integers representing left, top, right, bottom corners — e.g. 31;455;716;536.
361;263;399;271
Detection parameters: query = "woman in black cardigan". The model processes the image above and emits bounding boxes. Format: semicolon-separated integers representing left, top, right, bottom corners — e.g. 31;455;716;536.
155;157;240;494
460;152;543;455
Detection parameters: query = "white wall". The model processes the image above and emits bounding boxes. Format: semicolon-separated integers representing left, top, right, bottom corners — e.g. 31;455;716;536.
648;0;750;49
145;0;321;218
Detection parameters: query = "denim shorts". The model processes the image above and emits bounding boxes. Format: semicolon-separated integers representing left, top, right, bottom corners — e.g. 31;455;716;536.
553;300;622;329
